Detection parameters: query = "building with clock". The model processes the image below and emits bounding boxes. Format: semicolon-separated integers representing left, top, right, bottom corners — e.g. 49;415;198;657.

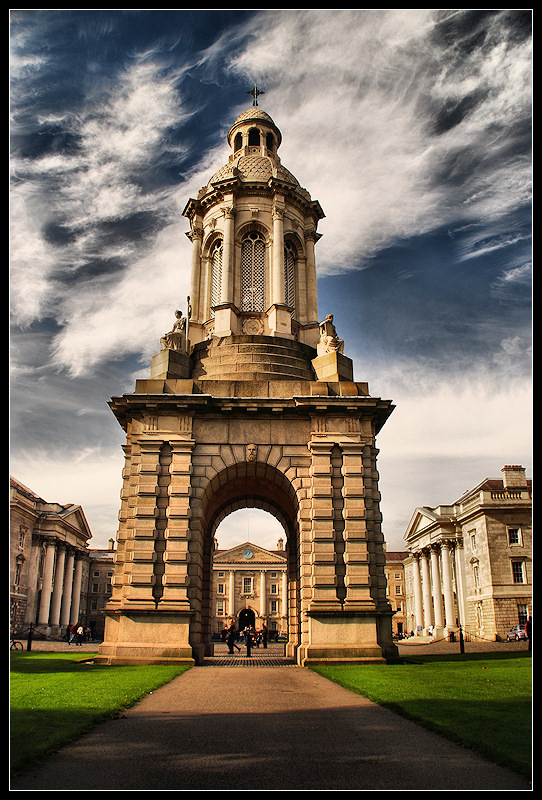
211;539;288;637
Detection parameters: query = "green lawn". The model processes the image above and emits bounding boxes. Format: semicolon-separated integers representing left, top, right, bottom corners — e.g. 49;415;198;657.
311;651;532;780
10;651;190;775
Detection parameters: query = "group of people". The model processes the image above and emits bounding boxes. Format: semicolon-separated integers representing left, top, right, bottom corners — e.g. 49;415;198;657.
224;621;268;654
65;623;94;645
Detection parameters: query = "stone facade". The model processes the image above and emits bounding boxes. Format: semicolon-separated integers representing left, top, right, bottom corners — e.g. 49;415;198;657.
212;540;288;636
383;551;408;637
86;543;116;638
96;100;397;667
10;477;92;636
404;465;532;641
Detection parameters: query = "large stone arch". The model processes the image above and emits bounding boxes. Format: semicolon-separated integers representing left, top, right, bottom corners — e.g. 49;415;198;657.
189;456;303;663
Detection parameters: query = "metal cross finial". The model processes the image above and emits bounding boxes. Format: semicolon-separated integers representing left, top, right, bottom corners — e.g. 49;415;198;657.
247;85;265;107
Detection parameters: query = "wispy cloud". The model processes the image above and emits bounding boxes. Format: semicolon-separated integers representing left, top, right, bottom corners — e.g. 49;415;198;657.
225;9;532;273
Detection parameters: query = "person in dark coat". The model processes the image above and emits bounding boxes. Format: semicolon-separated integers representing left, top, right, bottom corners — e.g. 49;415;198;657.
226;622;240;653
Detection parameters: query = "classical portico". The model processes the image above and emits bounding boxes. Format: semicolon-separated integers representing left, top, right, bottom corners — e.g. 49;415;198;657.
96;95;398;667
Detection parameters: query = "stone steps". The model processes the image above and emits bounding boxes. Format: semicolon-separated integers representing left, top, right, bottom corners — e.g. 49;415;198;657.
192;335;317;382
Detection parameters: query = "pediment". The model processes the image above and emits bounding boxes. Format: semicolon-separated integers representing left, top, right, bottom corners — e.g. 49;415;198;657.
403;505;456;547
213;541;286;565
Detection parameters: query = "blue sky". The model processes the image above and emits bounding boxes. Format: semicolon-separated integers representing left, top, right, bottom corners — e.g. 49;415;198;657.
10;9;532;551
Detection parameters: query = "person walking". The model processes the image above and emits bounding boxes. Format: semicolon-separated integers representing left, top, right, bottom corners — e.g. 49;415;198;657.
226;622;240;654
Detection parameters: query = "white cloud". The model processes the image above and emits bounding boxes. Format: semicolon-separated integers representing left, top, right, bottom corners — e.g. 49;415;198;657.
10;446;126;548
226;9;532;274
374;372;532;548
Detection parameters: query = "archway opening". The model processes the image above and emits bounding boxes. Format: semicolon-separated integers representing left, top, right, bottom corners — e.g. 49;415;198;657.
197;463;301;659
213;508;288;645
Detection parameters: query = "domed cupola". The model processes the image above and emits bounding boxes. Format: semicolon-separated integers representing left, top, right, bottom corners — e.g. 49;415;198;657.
182;90;324;351
205;108;299;192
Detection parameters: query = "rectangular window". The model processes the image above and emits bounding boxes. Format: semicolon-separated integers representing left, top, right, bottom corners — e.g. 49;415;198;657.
243;577;253;594
217;583;225;595
217;600;224;616
508;528;521;545
473;564;480;589
511;561;525;584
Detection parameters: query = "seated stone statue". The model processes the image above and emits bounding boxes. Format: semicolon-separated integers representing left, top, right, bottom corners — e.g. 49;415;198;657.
160;310;187;352
317;314;344;356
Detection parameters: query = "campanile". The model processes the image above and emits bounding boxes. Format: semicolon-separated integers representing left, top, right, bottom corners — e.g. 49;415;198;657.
97;95;398;666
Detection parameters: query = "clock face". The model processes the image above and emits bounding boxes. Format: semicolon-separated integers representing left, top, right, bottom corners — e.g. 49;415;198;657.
243;549;253;559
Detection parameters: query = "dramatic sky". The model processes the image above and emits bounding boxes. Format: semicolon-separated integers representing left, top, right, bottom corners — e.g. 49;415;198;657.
10;9;532;552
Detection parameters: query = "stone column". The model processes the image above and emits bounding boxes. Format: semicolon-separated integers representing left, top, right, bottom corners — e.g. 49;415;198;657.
38;538;56;626
24;536;42;624
308;440;341;609
304;228;318;322
430;546;444;630
282;571;288;620
49;544;66;627
272;204;285;306
420;550;434;633
161;438;194;610
70;556;84;624
454;541;467;628
221;207;235;304
127;439;163;607
341;443;373;608
412;555;424;633
441;541;456;631
60;549;75;627
259;571;266;618
229;570;235;618
188;224;203;321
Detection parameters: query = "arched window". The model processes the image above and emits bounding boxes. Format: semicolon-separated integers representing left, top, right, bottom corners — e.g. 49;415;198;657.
284;240;296;312
241;231;266;311
234;132;242;152
266;132;275;153
248;127;260;147
210;239;223;316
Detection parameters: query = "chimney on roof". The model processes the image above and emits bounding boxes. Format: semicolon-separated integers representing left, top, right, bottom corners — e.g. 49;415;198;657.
501;465;527;488
108;538;116;551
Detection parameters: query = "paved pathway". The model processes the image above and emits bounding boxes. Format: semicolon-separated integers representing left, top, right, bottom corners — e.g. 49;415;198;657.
11;640;531;791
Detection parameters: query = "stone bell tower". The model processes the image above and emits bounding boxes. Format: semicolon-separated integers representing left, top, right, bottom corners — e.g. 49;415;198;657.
96;93;398;667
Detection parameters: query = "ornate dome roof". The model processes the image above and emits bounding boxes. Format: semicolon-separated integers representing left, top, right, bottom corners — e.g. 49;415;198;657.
208;154;299;187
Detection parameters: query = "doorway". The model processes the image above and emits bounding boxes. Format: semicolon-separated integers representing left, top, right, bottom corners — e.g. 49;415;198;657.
238;608;256;631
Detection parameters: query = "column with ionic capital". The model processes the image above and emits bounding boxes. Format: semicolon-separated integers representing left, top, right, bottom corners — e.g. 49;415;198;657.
430;546;444;631
60;549;75;627
188;224;203;321
38;538;57;626
272;204;285;306
412;555;424;633
221;207;235;304
49;544;67;628
259;571;266;618
419;550;434;633
304;228;318;322
454;540;467;628
228;570;235;618
70;555;84;624
441;541;456;632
